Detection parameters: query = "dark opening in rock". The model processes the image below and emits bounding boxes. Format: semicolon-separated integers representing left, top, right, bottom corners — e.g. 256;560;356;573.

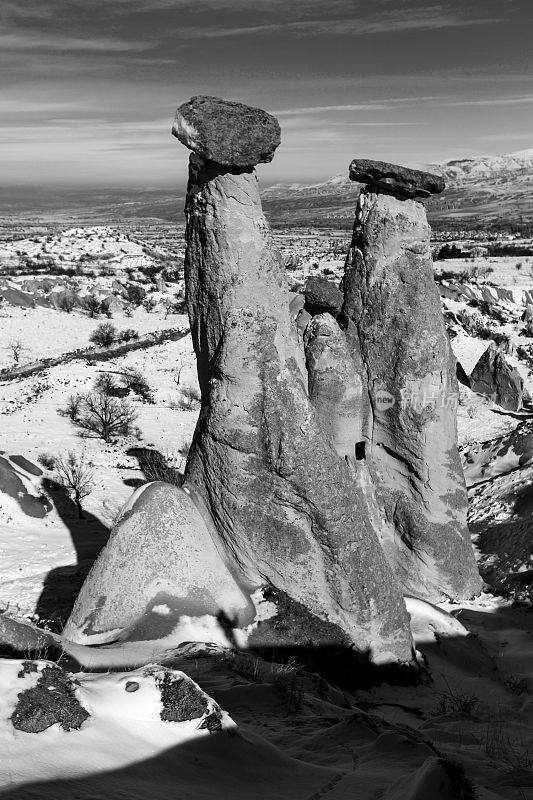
355;441;366;461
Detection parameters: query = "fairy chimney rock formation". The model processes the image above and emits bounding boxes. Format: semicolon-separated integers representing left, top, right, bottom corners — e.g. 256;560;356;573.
178;97;414;664
341;159;481;601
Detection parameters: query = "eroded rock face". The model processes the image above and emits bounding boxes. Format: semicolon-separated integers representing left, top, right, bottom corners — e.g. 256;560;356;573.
340;188;481;601
182;153;413;664
172;95;281;167
464;342;523;411
64;482;255;645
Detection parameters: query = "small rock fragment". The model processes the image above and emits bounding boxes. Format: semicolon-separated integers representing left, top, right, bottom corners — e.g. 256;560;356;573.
304;276;344;317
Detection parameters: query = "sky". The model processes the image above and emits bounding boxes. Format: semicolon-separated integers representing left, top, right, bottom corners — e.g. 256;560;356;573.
1;0;532;189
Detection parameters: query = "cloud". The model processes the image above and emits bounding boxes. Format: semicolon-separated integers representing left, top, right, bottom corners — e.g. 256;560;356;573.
0;32;153;52
175;8;503;39
275;103;392;115
443;95;533;107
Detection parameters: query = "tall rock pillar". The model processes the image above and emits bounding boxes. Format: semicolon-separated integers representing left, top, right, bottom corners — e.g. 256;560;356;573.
340;159;482;601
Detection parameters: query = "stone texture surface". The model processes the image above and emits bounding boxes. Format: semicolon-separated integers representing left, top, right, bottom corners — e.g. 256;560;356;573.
11;665;89;733
64;482;255;644
466;342;523;411
349;159;445;199
304;276;344;317
172;96;281;167
183;154;413;664
304;313;366;459
340;188;481;601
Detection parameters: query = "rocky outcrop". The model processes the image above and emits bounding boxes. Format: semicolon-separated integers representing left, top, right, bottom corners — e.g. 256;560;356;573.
66;100;480;663
182;136;413;664
304;276;344;317
461;341;523;411
339;170;481;601
173;95;280;167
64;482;255;645
11;663;90;733
349;159;445;199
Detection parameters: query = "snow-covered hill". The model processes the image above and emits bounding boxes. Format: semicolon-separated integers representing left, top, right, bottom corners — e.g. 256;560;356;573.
261;149;533;231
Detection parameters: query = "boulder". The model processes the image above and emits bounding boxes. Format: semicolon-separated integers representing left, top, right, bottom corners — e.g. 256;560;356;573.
304;276;344;317
349;159;445;199
340;187;481;601
172;95;281;167
467;342;523;411
64;482;255;645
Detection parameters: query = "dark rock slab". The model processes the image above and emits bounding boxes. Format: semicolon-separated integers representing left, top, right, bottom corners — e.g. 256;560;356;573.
172;95;280;167
349;159;445;199
10;455;43;476
304;277;344;317
11;664;89;733
466;342;523;411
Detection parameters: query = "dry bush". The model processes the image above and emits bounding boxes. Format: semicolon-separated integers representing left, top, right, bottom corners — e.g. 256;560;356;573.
122;368;153;403
177;386;201;411
6;339;27;365
138;449;182;487
54;451;94;519
37;452;56;470
63;393;83;420
89;322;117;348
57;294;76;313
72;391;137;442
83;295;101;318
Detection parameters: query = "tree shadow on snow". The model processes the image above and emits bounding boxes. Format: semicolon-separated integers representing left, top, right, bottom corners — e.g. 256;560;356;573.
34;479;109;632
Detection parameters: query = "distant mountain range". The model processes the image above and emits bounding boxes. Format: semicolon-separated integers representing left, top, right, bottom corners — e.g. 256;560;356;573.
261;149;533;232
1;149;532;233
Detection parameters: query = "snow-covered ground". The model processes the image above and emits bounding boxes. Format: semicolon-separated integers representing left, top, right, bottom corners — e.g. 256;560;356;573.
0;242;531;799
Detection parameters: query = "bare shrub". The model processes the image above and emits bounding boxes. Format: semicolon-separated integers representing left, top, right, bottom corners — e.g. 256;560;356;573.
119;328;139;343
57;293;76;313
173;363;185;387
73;391;137;442
122;368;153;403
63;393;83;420
177;386;201;411
433;679;480;716
6;339;27;365
37;452;56;470
125;284;146;306
54;451;94;519
177;440;191;459
90;322;117;348
83;295;101;318
138;450;182;486
94;373;116;396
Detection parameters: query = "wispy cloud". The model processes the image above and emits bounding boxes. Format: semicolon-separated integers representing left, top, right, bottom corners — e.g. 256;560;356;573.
444;95;533;107
275;103;392;115
176;8;503;39
0;32;152;52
